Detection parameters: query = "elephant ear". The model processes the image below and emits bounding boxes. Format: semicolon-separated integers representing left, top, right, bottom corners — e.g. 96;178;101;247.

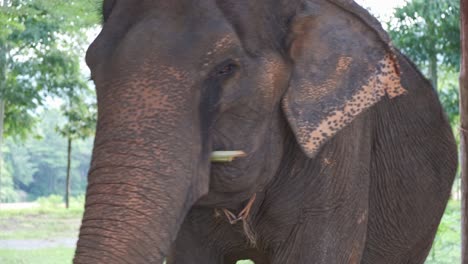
282;0;407;158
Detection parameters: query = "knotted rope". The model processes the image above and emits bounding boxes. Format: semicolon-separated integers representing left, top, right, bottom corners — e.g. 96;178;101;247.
219;193;257;245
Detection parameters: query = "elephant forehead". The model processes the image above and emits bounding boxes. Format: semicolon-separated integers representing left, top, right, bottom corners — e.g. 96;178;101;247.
99;62;192;117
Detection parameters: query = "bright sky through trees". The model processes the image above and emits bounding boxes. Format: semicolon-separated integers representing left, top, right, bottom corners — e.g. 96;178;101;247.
355;0;407;20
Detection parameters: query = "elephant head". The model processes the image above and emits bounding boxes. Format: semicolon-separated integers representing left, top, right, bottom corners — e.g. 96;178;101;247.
74;0;406;263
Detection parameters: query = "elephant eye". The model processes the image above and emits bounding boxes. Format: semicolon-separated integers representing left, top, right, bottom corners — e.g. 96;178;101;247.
214;60;239;78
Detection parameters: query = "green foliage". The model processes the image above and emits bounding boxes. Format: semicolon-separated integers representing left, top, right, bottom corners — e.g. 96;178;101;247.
388;0;460;71
388;0;460;133
36;194;64;208
0;199;84;219
0;0;99;138
35;194;83;209
0;196;83;242
438;69;460;130
56;87;96;141
0;247;76;264
426;200;461;263
0;162;18;202
0;0;99;206
387;2;462;263
5;142;37;186
4;108;93;200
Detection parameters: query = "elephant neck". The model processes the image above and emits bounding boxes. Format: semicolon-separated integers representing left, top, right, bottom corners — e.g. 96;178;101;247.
249;114;372;247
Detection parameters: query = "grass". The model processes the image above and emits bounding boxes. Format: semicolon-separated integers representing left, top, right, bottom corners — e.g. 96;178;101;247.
0;196;84;240
426;199;461;264
0;247;75;264
0;214;80;240
0;207;83;219
0;196;82;264
0;195;84;219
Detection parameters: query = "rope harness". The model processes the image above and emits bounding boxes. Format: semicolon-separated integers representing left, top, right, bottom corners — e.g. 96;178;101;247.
222;193;257;225
219;193;258;245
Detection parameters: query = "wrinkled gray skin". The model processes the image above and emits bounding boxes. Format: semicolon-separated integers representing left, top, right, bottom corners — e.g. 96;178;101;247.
74;0;457;263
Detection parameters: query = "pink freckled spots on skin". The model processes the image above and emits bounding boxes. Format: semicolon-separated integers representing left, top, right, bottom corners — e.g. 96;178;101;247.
260;55;288;100
162;66;187;82
336;56;353;72
301;54;407;155
202;35;238;68
102;62;191;132
212;35;236;54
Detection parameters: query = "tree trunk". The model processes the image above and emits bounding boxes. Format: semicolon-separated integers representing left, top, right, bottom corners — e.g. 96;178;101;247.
0;100;4;202
429;53;438;91
0;57;6;200
0;0;9;200
65;137;72;209
460;0;468;263
0;100;5;166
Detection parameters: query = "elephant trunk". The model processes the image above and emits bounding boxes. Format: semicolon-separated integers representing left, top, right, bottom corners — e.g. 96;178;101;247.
74;170;186;263
74;80;210;263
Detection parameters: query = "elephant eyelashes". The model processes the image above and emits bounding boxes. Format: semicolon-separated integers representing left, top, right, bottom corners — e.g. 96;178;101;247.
213;60;239;79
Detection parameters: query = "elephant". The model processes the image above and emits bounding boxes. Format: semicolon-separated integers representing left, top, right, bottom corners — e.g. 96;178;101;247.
74;0;457;263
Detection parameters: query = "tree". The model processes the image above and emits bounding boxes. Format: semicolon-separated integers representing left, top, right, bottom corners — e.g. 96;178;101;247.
5;108;94;200
387;0;460;90
0;154;16;202
0;0;98;201
49;40;97;208
57;85;96;208
0;0;98;137
388;0;463;261
460;0;468;263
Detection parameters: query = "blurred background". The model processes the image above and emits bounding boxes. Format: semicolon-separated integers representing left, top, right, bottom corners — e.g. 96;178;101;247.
0;0;461;263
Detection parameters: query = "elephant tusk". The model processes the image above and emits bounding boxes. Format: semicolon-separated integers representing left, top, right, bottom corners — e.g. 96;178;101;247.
210;151;246;163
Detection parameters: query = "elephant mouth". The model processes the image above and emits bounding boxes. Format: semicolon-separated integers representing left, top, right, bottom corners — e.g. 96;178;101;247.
197;148;260;208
